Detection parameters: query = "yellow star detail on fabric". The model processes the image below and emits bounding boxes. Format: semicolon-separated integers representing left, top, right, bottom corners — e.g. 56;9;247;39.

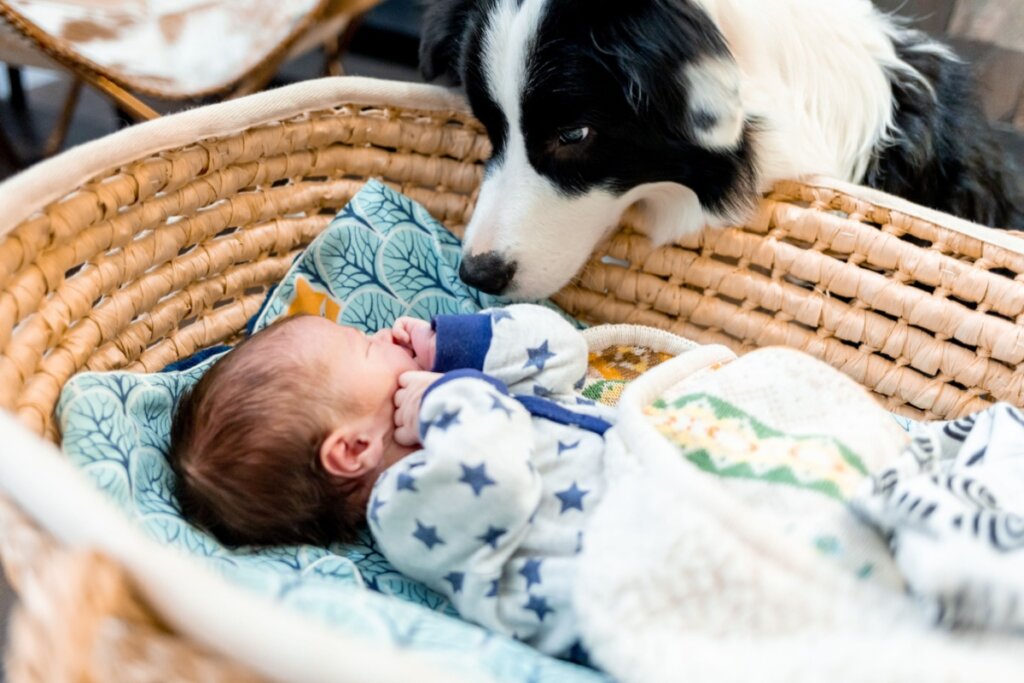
286;277;341;320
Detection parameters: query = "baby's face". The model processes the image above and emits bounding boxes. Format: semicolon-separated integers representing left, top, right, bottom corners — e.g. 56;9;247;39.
289;316;422;424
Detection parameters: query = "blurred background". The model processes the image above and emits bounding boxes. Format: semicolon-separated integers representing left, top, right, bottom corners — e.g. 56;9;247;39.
0;0;1022;674
1;0;1022;183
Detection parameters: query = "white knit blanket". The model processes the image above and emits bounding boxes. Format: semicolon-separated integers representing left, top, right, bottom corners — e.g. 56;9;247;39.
854;402;1024;632
574;346;1024;683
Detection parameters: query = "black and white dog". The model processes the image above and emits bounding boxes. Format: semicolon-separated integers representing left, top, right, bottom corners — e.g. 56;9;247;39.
419;0;1024;299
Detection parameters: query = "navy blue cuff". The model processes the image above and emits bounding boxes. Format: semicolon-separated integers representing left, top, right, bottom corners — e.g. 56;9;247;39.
423;369;510;404
513;396;613;435
431;314;494;372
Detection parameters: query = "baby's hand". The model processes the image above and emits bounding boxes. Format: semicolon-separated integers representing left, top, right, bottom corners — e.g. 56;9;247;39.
394;371;443;447
392;317;437;370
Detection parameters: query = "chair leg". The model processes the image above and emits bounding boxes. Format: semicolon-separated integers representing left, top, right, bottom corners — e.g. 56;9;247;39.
6;66;26;112
42;78;83;157
324;15;367;77
0;119;23;171
90;75;159;122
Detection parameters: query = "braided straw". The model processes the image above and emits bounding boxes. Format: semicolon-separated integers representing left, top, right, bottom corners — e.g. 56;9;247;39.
555;179;1024;421
0;79;1023;680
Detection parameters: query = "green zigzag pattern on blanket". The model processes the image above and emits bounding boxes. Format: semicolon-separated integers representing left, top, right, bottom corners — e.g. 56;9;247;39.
647;393;870;501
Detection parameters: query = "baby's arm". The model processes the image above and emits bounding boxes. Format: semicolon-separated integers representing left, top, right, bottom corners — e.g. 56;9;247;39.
370;371;541;634
432;304;588;397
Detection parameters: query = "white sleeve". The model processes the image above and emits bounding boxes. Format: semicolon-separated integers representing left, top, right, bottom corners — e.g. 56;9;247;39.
431;304;588;398
481;304;588;397
367;370;541;632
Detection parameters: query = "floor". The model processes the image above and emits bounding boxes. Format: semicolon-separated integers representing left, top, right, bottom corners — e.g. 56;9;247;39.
0;0;1022;676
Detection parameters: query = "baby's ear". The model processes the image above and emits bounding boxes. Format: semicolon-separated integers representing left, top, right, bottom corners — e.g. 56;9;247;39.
320;429;382;479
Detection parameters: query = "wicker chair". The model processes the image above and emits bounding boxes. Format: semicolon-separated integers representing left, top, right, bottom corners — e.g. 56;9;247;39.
1;76;1023;682
0;0;381;159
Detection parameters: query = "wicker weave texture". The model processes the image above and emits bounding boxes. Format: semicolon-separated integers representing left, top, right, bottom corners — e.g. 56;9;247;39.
1;87;1024;683
2;103;1023;433
0;104;488;439
556;181;1024;420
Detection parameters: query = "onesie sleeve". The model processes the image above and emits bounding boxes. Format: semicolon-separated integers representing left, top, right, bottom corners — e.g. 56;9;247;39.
367;370;542;633
432;304;588;397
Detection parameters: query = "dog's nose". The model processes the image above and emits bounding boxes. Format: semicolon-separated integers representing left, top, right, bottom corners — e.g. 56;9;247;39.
459;251;517;295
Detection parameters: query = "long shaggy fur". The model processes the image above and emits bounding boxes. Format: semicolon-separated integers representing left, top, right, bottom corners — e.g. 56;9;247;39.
420;0;1024;300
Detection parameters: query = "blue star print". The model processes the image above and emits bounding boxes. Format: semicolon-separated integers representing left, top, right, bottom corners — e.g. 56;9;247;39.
524;340;556;371
519;558;542;588
459;463;497;496
555;482;589;513
478;525;507;549
431;408;462;432
444;572;465;594
533;385;554;398
576;397;595;406
396;472;418;493
412;520;445;550
369;497;386;525
557;440;580;455
490;395;513;417
568;641;591;666
490;309;514;324
486;579;499;598
524;594;553;621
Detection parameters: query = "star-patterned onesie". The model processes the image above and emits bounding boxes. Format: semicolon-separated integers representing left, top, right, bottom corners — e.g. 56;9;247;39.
368;304;613;659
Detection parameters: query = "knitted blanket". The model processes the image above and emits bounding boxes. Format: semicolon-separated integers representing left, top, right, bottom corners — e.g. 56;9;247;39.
575;345;1024;682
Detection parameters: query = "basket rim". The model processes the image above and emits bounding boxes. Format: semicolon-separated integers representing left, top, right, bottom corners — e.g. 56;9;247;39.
0;76;472;234
0;410;476;683
0;75;1020;255
800;175;1024;255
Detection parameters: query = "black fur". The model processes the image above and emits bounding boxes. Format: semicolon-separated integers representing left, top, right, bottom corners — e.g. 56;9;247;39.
420;0;511;162
420;1;1022;232
865;32;1024;229
421;0;758;218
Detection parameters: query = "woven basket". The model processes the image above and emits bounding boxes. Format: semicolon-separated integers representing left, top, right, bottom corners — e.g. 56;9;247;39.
1;76;1023;682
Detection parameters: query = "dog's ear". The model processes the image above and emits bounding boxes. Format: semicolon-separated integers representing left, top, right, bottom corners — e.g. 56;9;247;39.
419;0;474;85
599;2;744;150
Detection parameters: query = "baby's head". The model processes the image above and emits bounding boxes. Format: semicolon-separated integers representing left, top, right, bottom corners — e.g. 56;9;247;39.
168;315;420;547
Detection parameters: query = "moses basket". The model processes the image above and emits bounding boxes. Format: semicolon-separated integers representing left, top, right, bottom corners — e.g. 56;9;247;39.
1;77;1024;682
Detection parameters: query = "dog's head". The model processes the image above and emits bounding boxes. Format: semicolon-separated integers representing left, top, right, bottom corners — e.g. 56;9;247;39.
422;0;757;299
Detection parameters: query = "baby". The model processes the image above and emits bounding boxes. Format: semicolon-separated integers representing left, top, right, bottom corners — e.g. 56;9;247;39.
169;304;612;659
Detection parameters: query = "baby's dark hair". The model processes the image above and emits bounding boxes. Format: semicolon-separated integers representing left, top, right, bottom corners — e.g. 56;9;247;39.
167;316;362;547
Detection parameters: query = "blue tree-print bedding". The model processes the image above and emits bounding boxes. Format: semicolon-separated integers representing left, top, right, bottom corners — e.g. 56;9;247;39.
56;181;606;683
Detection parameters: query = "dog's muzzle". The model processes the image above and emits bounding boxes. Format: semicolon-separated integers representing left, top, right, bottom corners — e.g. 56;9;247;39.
459;251;518;296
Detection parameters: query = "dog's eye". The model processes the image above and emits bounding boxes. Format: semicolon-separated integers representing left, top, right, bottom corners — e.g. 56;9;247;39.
557;127;591;146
